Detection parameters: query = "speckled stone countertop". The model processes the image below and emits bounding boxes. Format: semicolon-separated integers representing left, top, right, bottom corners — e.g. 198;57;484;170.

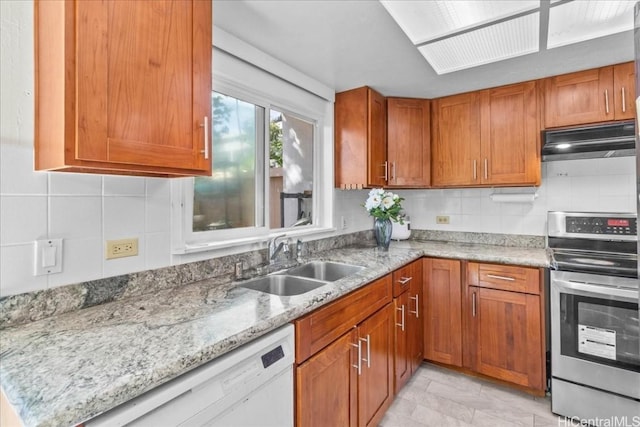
0;241;548;427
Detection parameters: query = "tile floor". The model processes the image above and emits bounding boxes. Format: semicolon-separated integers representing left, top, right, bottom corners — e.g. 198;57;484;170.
381;363;564;427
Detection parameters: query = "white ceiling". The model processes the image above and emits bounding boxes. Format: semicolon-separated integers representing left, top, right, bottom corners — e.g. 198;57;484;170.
212;0;634;99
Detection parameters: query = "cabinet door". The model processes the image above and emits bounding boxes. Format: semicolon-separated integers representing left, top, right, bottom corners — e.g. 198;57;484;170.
468;286;544;391
357;304;394;427
544;67;614;128
334;87;387;189
393;292;410;394
423;258;462;366
36;0;212;176
368;89;388;187
387;98;430;187
408;261;424;375
481;82;540;186
431;92;481;187
613;62;635;120
296;329;358;427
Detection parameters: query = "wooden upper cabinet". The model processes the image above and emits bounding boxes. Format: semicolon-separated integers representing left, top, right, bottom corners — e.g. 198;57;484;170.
544;62;635;128
613;62;636;121
480;82;540;186
387;98;431;187
35;0;212;177
335;87;387;189
432;82;540;187
431;92;482;187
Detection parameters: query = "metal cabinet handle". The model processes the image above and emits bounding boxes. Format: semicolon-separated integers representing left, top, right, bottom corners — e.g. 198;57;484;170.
381;161;388;181
605;90;610;114
200;116;209;159
484;158;488;180
360;335;371;368
622;87;627;113
397;276;412;285
473;159;477;180
472;292;477;317
396;305;405;331
351;341;362;375
409;294;419;318
486;274;516;281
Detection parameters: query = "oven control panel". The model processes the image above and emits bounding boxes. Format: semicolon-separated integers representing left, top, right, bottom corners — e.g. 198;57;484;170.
565;216;637;235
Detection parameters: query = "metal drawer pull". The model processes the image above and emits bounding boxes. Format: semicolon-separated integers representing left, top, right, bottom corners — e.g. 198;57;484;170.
605;90;610;114
409;294;419;318
397;276;412;285
382;161;388;181
396;305;405;331
200;116;209;159
622;87;626;113
486;274;516;281
351;341;362;375
360;335;371;368
472;292;477;317
473;159;477;180
484;158;488;180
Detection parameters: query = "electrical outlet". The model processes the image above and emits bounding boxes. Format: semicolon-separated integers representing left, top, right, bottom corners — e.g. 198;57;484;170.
341;216;348;229
106;238;139;260
436;215;450;224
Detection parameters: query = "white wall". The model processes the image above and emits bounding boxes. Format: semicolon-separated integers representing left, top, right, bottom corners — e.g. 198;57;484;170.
335;157;637;236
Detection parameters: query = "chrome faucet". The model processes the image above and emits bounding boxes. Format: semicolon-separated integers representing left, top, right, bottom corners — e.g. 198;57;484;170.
268;234;288;263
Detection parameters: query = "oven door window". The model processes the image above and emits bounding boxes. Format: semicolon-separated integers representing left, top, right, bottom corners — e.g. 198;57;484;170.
560;293;639;372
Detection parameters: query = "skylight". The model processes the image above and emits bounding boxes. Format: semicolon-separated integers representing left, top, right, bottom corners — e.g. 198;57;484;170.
380;0;635;75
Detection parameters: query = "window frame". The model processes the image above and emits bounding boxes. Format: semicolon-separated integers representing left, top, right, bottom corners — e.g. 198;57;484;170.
172;75;334;255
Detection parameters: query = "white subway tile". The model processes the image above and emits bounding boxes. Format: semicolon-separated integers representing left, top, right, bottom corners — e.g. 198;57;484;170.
48;238;102;288
480;215;502;233
49;173;102;195
461;197;482;215
104;197;145;238
0;244;48;296
0;144;48;195
519;214;547;235
50;196;102;239
104;176;146;196
597;156;635;175
145;232;171;269
599;196;634;213
0;195;48;244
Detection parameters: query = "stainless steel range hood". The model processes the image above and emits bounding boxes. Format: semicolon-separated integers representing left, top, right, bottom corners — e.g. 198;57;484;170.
541;120;635;161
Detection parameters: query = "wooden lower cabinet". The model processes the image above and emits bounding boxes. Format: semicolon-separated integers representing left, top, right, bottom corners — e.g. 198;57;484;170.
296;329;358;427
295;295;394;427
357;304;394;427
423;258;463;366
466;286;544;391
393;260;424;393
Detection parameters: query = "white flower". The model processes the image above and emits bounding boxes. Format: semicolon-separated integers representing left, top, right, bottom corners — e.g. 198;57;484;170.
381;196;394;210
365;194;381;211
368;188;384;198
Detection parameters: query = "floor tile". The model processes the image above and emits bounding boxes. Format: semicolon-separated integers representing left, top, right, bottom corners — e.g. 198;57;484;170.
384;363;556;427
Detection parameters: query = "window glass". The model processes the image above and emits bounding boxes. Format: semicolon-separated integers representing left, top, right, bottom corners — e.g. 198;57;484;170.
269;109;314;229
193;93;264;232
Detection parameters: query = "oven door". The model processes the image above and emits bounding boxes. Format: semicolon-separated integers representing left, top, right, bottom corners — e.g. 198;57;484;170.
551;270;640;399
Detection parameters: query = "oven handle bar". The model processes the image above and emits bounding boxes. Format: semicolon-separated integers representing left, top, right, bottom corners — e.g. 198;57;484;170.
553;278;638;302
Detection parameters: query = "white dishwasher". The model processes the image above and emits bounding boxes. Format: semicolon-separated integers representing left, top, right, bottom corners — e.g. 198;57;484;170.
87;324;294;427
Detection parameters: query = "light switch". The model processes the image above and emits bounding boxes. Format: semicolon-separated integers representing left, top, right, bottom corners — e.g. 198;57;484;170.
34;239;63;276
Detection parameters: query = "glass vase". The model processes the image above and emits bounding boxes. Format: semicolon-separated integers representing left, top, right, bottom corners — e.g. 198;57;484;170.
373;218;392;251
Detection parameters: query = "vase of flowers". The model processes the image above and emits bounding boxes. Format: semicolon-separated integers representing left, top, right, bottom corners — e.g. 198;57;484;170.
363;189;404;251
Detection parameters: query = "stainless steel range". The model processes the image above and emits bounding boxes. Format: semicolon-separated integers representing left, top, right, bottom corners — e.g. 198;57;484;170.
547;212;640;424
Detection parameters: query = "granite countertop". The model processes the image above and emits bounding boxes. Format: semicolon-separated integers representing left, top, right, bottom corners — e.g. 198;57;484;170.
0;241;548;427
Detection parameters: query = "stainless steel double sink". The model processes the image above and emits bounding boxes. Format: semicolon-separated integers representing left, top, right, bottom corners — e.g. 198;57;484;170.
239;261;364;296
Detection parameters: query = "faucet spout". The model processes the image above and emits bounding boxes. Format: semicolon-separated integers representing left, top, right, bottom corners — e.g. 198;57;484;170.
268;234;287;263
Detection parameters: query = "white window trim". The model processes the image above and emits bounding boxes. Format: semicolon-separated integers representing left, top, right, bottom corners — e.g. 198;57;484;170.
171;56;335;256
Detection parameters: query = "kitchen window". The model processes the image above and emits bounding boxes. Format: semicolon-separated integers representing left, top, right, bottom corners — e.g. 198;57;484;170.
172;70;332;254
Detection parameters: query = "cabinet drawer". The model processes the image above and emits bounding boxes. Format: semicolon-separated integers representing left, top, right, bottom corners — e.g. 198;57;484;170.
295;275;392;364
392;262;415;297
467;262;540;295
